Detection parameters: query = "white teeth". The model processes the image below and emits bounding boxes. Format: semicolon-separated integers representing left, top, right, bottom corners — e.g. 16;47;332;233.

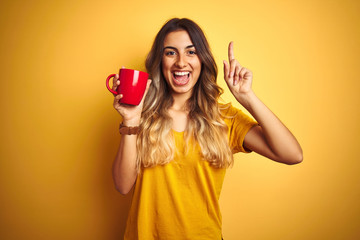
174;71;189;76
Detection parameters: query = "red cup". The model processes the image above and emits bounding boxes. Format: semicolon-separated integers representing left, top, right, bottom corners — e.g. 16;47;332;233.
106;68;149;105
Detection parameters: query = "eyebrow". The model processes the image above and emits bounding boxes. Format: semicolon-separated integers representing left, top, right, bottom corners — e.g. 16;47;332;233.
163;45;195;50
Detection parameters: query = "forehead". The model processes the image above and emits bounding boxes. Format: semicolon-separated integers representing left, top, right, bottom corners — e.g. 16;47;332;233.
163;30;194;47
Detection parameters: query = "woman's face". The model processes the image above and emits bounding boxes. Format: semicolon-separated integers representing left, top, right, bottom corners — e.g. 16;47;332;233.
162;30;201;98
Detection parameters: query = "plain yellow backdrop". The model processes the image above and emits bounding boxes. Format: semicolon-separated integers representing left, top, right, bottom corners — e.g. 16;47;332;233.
1;0;359;239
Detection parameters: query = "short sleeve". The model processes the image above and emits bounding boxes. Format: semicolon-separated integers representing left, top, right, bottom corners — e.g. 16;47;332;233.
221;104;258;154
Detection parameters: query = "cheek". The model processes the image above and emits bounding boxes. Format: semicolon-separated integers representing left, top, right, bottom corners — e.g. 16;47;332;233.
193;60;202;74
162;59;172;72
193;58;201;70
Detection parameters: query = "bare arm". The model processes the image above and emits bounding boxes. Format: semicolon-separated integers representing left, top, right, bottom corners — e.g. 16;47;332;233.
224;42;302;164
112;121;139;195
111;72;151;194
241;92;302;164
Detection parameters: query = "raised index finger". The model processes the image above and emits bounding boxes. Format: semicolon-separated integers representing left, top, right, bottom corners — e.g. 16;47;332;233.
228;41;235;62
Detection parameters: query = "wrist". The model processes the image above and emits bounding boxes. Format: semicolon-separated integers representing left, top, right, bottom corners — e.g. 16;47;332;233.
236;90;256;109
122;118;141;126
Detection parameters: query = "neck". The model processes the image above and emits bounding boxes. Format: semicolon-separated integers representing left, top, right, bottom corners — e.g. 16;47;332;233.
170;91;192;111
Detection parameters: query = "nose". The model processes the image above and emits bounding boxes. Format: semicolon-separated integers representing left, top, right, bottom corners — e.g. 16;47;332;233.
175;54;187;68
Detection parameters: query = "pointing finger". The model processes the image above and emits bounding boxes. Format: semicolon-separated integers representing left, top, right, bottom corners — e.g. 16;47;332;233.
229;59;237;79
228;41;235;62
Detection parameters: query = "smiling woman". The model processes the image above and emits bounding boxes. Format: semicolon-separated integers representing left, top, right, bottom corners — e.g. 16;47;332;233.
110;18;302;240
162;31;201;95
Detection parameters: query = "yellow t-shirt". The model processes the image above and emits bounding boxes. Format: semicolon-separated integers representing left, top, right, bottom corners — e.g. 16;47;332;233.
124;104;257;240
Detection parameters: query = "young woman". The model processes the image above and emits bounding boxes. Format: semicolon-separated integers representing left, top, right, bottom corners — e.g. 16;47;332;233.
111;18;302;240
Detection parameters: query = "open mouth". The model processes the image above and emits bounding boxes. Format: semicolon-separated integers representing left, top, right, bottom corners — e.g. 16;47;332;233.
172;71;190;86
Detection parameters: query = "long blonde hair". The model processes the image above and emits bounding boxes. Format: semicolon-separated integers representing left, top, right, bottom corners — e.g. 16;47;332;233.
136;18;233;171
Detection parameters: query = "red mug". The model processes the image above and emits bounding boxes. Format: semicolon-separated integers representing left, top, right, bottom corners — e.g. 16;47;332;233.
106;68;149;105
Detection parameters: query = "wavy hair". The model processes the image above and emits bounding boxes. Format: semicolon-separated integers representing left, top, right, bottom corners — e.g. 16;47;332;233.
136;18;233;171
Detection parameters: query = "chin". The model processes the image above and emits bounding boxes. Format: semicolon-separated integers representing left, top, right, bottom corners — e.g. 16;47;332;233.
171;86;192;95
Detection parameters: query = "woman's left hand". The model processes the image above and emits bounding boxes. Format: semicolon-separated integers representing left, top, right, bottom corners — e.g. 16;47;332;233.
223;41;253;103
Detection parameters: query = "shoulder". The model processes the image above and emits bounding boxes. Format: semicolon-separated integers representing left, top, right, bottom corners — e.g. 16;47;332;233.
218;102;240;118
218;102;257;127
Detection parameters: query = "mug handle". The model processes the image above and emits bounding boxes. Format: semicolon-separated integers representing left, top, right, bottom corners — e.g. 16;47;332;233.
106;74;118;95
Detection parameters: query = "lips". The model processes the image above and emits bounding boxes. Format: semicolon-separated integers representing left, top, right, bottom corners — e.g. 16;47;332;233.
172;71;190;86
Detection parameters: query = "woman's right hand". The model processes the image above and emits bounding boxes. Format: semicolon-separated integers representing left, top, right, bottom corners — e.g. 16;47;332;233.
112;73;152;126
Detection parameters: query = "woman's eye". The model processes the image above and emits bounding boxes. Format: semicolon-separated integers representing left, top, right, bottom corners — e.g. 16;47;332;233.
188;50;196;55
165;51;176;56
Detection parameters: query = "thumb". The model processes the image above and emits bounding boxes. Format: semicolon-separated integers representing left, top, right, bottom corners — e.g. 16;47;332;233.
145;79;152;94
139;79;152;105
223;60;230;82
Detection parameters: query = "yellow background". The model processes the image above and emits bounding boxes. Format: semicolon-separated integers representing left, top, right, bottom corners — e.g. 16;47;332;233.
1;0;359;239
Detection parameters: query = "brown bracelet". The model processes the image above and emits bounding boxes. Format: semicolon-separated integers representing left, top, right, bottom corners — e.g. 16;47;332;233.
119;122;140;135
